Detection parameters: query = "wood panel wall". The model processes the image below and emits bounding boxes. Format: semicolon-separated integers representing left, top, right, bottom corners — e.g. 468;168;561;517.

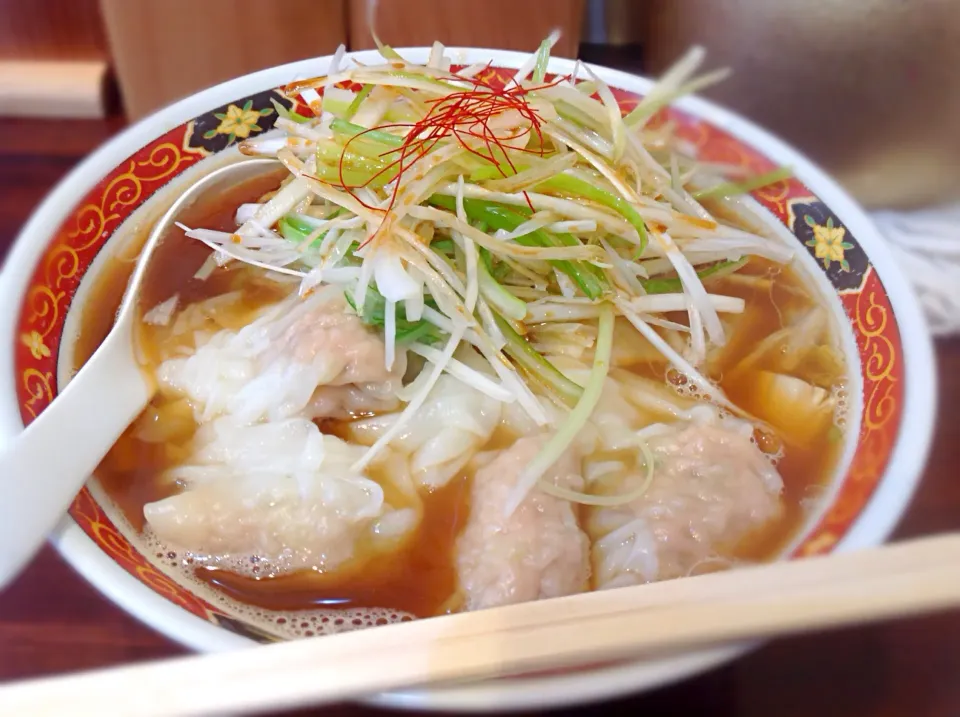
98;0;348;119
348;0;584;57
0;0;587;120
0;0;107;60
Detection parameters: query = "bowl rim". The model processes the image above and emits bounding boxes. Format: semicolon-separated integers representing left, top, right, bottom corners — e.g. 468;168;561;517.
0;46;937;711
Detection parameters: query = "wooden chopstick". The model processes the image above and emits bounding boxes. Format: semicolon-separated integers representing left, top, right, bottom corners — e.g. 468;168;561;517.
1;533;958;716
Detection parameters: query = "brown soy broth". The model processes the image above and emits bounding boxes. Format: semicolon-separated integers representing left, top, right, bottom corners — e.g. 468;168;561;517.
94;436;182;532
135;168;290;367
708;260;843;560
77;175;846;618
72;168;290;370
76;169;290;531
72;253;139;375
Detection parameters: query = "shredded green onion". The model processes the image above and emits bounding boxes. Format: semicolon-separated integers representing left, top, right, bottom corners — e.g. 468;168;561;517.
345;288;443;344
692;166;793;200
428;195;608;299
536;174;648;254
315;140;389;174
370;24;404;61
532;35;553;84
538;440;656;506
270;98;312;124
494;314;583;407
184;35;803;471
430;238;456;255
642;258;748;294
320;87;355;117
345;84;375;120
330;118;405;148
311;163;394;188
278;214;324;247
479;245;510;282
469;161;524;182
478;258;527;320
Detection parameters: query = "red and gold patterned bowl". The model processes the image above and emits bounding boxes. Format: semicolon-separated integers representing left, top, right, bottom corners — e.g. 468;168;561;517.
0;49;936;710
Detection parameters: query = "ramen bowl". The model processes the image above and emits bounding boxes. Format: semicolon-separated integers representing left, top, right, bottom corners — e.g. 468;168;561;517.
0;48;936;711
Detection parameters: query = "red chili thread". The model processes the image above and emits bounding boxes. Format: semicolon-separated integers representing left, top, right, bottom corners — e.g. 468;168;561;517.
308;72;570;246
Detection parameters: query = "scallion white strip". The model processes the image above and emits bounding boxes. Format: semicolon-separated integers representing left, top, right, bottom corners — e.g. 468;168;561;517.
408;342;514;402
352;323;466;473
538;441;656;507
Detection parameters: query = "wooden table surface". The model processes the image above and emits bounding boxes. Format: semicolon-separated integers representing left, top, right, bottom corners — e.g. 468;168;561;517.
0;112;957;717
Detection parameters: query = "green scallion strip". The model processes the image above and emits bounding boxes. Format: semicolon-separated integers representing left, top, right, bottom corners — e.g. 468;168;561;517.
468;162;524;182
477;225;515;282
478;259;527;321
537;440;656;507
463;143;532;182
330;118;405;148
278;208;347;248
278;214;324;247
692;166;792;201
494;314;583;408
430;238;456;254
270;98;312;124
345;84;375;119
553;101;607;134
381;69;464;93
372;33;404;60
532;35;553;84
479;246;510;282
315;140;389;174
536;174;648;255
344;288;443;345
642;258;749;294
428;195;608;299
312;163;394;188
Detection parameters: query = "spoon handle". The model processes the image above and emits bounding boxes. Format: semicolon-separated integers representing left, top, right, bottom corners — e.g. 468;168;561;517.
0;320;152;589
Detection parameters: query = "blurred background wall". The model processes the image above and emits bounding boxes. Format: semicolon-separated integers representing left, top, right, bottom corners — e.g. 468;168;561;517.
641;0;960;210
0;0;105;61
1;0;956;210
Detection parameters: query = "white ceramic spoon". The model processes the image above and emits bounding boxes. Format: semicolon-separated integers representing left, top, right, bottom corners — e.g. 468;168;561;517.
0;157;279;589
